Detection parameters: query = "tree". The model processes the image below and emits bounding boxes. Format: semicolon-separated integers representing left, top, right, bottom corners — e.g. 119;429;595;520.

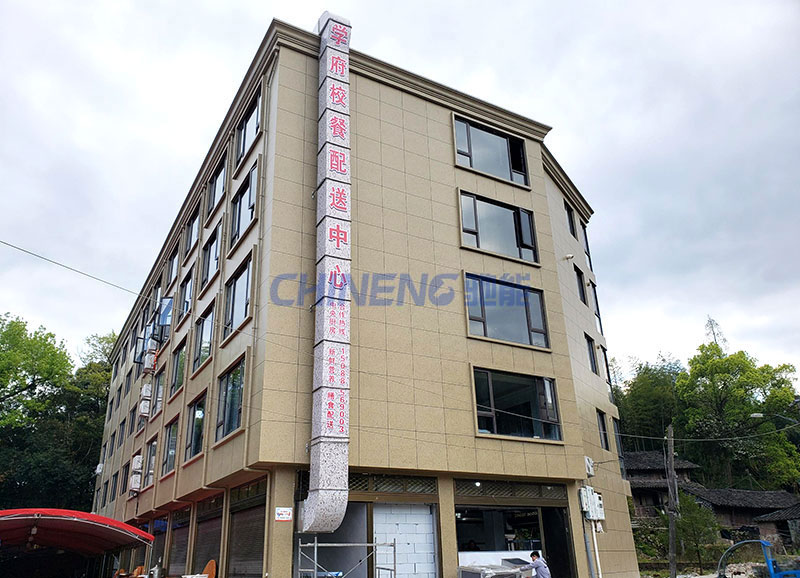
615;355;683;452
674;342;799;488
0;317;115;510
676;492;719;573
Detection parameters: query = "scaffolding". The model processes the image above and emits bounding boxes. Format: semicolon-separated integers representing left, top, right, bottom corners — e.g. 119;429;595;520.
297;536;397;578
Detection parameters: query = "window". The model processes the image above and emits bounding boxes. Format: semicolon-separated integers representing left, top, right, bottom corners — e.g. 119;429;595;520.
110;472;118;503
601;346;612;387
574;266;587;304
124;370;132;396
167;248;179;286
473;368;561;440
162;420;179;475
201;224;220;287
177;269;193;321
590;281;603;334
115;386;122;408
118;421;126;446
224;258;251;337
465;274;548;348
581;222;593;268
102;480;109;507
120;462;130;494
237;93;261;162
101;443;107;464
230;165;257;246
171;345;186;396
185;394;206;460
193;309;214;370
460;192;536;261
217;359;245;440
455;118;527;185
151;370;165;417
565;201;577;238
107;399;113;421
112;357;118;379
586;334;598;374
613;418;625;477
144;438;158;487
597;409;610;450
207;159;226;216
109;432;116;457
129;408;136;436
185;208;199;254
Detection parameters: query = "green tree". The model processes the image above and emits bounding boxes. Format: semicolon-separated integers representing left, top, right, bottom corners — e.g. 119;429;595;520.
615;356;683;452
674;342;799;488
676;492;719;573
0;317;115;510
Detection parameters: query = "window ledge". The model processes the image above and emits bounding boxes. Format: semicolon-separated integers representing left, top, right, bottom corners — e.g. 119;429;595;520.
182;242;198;267
149;408;163;423
204;199;225;230
182;451;204;469
460;244;541;268
174;309;192;333
211;427;245;450
167;386;184;405
226;218;257;259
197;270;220;301
159;469;176;483
456;163;532;191
138;483;154;494
190;355;213;380
467;334;552;353
219;315;253;349
476;432;564;445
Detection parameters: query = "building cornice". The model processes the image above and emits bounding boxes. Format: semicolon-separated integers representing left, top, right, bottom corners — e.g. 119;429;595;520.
542;144;594;221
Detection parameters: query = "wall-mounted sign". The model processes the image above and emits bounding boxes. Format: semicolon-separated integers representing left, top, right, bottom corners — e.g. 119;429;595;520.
275;507;293;522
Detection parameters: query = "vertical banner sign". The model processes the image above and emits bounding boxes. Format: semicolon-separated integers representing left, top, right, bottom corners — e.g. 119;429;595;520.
301;11;352;534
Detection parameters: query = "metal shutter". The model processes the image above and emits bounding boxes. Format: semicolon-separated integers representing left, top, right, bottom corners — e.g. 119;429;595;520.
227;506;266;578
192;515;222;573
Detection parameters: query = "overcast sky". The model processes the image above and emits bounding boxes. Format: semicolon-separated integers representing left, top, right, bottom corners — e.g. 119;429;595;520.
1;0;798;380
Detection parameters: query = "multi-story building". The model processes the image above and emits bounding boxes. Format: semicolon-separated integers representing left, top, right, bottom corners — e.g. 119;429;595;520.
93;13;636;578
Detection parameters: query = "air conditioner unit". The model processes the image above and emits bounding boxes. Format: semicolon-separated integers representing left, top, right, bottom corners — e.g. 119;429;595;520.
129;472;142;491
458;567;521;578
138;399;151;417
94;463;104;475
585;456;595;477
140;382;152;399
131;454;144;472
142;351;157;375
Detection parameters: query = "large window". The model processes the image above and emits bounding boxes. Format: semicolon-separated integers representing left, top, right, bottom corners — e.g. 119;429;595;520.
185;394;206;460
109;432;116;457
465;274;548;348
586;334;598;375
224;259;251;337
455;118;527;185
575;266;587;304
613;417;625;477
237;93;261;162
207;159;226;216
118;420;126;446
162;419;178;475
217;359;245;440
597;409;610;450
194;309;214;370
201;225;220;286
167;248;179;287
151;370;165;417
120;462;130;495
185;208;199;255
144;438;158;487
474;368;561;440
177;269;193;321
581;221;593;271
109;472;118;503
171;344;186;396
564;201;577;238
590;281;603;334
230;165;257;246
460;192;536;261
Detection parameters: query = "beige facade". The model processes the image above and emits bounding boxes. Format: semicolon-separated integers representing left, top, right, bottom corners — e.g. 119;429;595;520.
94;17;637;578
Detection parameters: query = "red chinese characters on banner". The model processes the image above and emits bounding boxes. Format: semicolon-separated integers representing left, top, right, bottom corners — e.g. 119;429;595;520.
330;24;349;47
329;115;347;140
327;264;347;290
329;83;347;106
329;149;348;175
322;389;348;434
328;223;348;249
329;186;348;212
329;55;348;76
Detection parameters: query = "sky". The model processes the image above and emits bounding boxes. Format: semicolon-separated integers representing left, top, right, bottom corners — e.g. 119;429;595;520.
0;0;798;379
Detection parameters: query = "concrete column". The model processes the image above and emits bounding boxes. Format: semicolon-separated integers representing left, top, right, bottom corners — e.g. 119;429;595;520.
265;466;296;577
437;475;459;577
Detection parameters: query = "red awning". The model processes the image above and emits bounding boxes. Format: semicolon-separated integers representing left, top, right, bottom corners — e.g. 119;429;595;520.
0;509;154;556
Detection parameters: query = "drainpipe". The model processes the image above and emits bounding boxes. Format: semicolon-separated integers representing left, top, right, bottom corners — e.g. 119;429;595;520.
299;11;353;534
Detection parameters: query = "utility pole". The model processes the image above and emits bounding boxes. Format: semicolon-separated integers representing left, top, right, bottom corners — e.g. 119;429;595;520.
667;425;678;578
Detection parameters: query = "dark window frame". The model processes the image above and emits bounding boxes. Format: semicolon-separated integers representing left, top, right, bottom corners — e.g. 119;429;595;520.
224;258;251;338
207;158;226;217
171;343;186;396
177;268;194;321
586;334;599;375
575;266;587;304
581;221;593;271
162;419;179;475
590;281;603;334
565;202;577;238
167;247;179;287
455;117;528;185
151;370;165;417
143;438;158;487
473;367;562;441
185;393;206;461
230;164;257;247
193;307;214;371
597;409;610;451
236;93;261;163
466;274;549;348
201;224;221;287
185;207;200;256
216;358;245;441
120;462;130;495
460;191;537;262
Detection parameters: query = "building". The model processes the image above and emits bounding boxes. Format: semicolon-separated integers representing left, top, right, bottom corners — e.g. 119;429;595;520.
625;450;700;519
92;13;636;578
683;487;800;535
754;503;800;549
